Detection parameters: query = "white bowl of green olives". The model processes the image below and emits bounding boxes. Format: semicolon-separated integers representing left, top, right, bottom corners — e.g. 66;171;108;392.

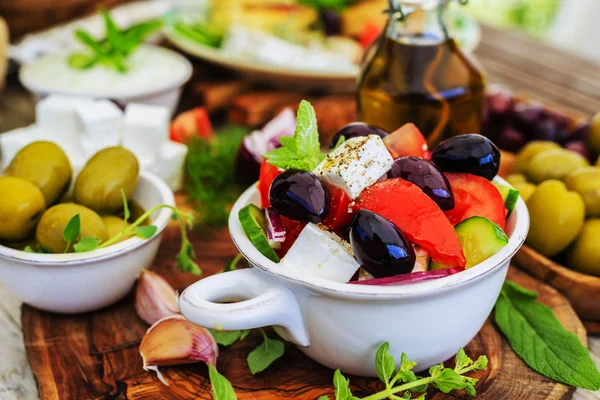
0;142;178;313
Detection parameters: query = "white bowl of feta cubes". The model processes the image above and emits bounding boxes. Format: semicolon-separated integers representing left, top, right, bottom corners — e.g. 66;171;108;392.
19;45;192;114
0;170;174;314
179;178;529;377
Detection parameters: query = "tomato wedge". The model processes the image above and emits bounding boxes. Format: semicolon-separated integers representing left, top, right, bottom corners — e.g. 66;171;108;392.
170;107;214;143
277;221;306;258
322;184;354;235
354;178;466;267
258;160;281;208
383;123;429;159
444;173;506;230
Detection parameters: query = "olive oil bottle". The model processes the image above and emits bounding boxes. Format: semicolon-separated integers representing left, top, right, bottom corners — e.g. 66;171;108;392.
358;0;486;147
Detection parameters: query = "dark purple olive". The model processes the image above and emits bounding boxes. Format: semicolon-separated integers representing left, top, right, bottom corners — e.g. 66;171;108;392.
486;88;514;115
388;157;454;210
512;102;545;132
350;210;415;278
269;170;330;223
329;122;389;148
498;126;527;153
531;118;568;143
320;10;341;36
431;134;500;180
570;122;590;142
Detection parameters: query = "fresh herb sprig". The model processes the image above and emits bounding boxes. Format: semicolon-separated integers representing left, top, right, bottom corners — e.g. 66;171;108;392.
495;281;600;390
185;125;247;228
59;191;200;275
68;9;162;73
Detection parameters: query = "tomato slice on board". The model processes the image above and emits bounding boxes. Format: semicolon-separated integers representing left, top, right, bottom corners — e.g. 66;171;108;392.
383;123;429;159
258;160;281;209
354;178;466;267
322;184;354;235
444;173;506;230
170;107;214;143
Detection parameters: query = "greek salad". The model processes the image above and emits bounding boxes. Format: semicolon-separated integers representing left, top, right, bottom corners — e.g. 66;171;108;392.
238;100;518;285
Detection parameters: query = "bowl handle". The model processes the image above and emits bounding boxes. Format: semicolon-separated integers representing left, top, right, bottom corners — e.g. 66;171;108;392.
179;268;310;347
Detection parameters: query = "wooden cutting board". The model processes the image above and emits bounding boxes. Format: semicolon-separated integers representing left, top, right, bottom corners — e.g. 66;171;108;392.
21;195;587;400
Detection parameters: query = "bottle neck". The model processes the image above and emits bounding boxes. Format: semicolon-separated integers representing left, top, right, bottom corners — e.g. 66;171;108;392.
386;1;450;45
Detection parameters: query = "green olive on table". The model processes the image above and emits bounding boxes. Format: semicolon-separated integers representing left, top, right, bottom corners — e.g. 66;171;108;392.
511;141;560;174
74;147;139;214
588;111;600;156
527;149;589;183
511;181;536;202
526;180;585;257
5;141;72;205
506;174;527;185
564;166;600;217
102;216;132;244
566;219;600;277
0;177;46;242
36;203;108;253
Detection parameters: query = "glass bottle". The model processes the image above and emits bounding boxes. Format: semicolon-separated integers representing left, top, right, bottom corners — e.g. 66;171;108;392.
357;0;486;147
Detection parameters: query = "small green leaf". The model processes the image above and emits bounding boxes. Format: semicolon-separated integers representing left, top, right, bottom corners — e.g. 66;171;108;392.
208;364;237;400
121;190;130;223
74;237;101;253
209;330;242;347
317;396;329;400
333;135;346;149
454;348;472;371
432;368;465;393
247;333;285;375
400;352;417;372
23;245;34;253
503;280;538;299
63;214;81;243
428;363;444;377
375;342;395;385
333;369;353;400
67;53;97;69
135;225;158;239
176;240;201;275
185;212;195;228
224;254;243;272
472;355;488;371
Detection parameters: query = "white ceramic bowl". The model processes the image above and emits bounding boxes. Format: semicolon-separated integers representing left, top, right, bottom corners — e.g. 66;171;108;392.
180;177;529;377
19;45;192;114
0;171;174;314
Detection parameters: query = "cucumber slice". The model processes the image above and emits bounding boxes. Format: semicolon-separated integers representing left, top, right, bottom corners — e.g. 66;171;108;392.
493;182;520;217
239;204;280;262
429;216;508;270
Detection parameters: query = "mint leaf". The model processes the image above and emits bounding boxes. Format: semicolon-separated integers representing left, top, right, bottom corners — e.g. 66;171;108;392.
264;100;325;171
23;245;34;253
317;397;329;400
454;348;472;371
333;369;353;400
63;214;80;243
375;342;395;385
135;225;158;239
495;280;600;390
74;237;100;253
503;280;538;299
247;331;285;375
208;364;237;400
210;330;242;347
431;368;465;393
400;352;416;373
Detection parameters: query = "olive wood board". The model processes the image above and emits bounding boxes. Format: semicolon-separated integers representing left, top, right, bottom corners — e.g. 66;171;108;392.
21;194;587;400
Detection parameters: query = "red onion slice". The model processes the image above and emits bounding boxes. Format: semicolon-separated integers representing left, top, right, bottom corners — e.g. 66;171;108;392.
348;267;464;286
266;208;286;244
243;108;296;163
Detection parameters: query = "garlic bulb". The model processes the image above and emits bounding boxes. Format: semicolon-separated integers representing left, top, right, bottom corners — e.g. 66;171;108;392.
135;270;179;325
140;315;219;385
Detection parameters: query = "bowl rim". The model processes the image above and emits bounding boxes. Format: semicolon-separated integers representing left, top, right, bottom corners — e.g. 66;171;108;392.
0;170;174;266
18;45;193;100
229;176;530;298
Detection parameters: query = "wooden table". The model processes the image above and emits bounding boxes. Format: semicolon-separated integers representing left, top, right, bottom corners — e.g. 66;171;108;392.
0;24;599;399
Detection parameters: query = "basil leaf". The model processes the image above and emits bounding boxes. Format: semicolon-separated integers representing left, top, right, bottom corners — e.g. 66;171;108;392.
135;225;157;239
495;281;600;390
503;280;538;299
73;237;100;253
208;364;237;400
209;330;242;347
247;334;284;375
375;342;395;384
63;214;81;243
333;369;353;400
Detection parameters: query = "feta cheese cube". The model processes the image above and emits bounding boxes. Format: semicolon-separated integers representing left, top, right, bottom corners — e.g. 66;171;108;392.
313;135;393;199
123;103;170;161
280;223;360;282
144;140;188;191
76;100;123;154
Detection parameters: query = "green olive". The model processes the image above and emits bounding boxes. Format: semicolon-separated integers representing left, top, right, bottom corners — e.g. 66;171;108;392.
511;141;560;174
74;147;139;214
36;203;108;253
102;216;132;244
511;181;536;202
564;166;600;217
527;149;589;183
5;141;72;205
506;174;527;186
588;111;600;156
566;219;600;277
0;177;46;242
526;180;585;257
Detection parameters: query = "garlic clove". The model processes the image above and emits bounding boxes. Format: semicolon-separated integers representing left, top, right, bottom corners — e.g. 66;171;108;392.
135;270;180;325
140;315;219;383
